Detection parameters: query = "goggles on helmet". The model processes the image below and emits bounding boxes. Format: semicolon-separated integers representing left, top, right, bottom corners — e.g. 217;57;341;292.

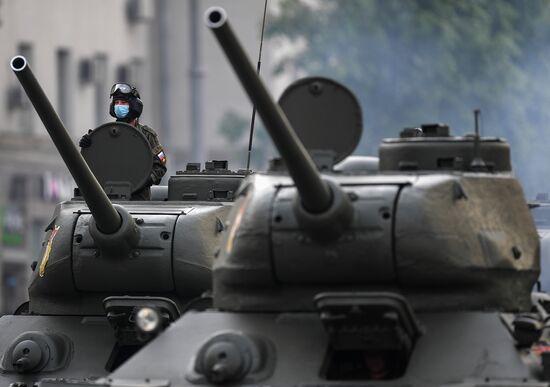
110;83;134;97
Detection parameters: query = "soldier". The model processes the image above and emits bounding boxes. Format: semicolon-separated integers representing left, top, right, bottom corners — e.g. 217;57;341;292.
79;83;167;200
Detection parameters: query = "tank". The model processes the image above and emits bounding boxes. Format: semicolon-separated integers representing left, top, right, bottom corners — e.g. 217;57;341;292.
65;7;545;387
0;56;247;385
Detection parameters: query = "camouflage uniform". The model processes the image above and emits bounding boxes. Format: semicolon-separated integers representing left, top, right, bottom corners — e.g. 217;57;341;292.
132;122;167;200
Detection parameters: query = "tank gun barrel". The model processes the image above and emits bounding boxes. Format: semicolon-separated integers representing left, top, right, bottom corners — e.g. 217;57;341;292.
205;7;332;214
10;56;121;234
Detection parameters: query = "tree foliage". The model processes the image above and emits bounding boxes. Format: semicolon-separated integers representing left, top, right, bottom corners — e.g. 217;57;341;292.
266;0;550;195
218;109;275;170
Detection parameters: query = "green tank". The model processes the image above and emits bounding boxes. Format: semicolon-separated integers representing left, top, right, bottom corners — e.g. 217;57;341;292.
0;56;246;385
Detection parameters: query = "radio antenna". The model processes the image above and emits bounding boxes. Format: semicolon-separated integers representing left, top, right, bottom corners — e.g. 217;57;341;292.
245;0;269;171
470;109;487;171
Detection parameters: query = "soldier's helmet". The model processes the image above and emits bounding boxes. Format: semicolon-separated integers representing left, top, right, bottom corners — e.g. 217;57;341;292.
109;82;143;122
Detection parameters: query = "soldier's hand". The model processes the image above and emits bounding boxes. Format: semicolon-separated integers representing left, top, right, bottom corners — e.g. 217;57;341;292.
79;133;92;148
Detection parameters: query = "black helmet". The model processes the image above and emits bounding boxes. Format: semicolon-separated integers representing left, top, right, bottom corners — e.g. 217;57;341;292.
109;83;143;122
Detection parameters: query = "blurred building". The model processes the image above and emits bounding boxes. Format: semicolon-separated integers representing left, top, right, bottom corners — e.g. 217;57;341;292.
150;0;274;170
0;0;274;314
0;135;74;313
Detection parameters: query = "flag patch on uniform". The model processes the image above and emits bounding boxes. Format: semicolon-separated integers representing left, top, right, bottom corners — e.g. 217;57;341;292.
157;151;167;165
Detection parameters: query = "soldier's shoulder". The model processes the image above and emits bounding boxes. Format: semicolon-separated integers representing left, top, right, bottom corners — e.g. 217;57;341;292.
138;124;159;136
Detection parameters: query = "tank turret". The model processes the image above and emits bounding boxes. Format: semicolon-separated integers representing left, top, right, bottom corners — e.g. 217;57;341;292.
92;8;543;386
203;7;537;313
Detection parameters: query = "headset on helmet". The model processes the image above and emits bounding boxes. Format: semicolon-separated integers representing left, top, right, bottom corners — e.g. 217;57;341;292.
109;83;143;122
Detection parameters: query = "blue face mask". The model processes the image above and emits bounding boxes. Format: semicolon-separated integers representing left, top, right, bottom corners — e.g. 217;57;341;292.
114;104;129;119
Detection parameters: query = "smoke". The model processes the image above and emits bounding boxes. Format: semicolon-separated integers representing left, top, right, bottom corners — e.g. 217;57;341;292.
266;0;550;198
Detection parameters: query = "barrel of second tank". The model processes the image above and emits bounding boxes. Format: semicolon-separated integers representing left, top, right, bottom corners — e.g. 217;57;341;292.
10;55;121;234
204;7;331;214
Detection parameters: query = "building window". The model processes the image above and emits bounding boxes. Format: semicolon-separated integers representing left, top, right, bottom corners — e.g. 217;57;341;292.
57;48;72;131
116;64;130;83
40;172;74;202
129;58;144;89
94;53;108;126
9;174;27;201
17;42;33;134
2;205;26;248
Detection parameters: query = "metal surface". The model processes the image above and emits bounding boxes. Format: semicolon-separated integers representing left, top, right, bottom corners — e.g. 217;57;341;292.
212;172;538;313
278;77;363;164
379;136;511;172
0;316;114;385
25;201;230;316
81;123;153;194
107;311;532;386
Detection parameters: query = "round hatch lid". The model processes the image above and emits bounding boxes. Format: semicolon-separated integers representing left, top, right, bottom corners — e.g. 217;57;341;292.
81;122;153;193
278;77;363;163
